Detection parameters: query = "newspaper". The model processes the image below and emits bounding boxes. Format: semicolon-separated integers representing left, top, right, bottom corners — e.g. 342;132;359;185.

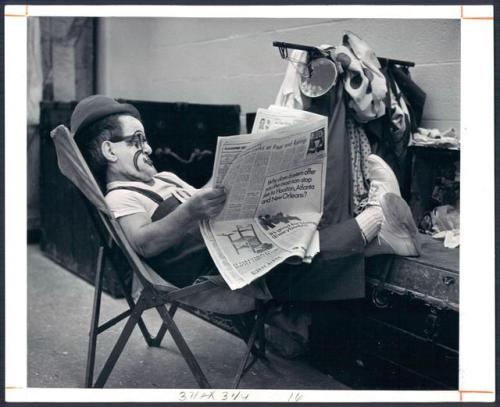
200;106;328;290
251;105;325;262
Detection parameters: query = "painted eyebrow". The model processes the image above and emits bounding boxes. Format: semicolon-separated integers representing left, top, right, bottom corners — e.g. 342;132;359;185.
124;131;147;143
130;130;145;138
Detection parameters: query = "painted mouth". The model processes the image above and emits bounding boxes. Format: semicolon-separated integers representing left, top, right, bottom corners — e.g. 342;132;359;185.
133;151;154;171
143;155;154;166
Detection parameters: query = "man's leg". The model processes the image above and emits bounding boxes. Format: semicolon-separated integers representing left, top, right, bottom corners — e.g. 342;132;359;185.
318;217;367;260
320;154;420;259
266;217;366;302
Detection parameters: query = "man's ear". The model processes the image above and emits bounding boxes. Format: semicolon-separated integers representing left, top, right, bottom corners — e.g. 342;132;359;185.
101;141;118;162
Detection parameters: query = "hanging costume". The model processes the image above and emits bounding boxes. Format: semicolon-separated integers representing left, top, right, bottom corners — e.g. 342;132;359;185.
334;31;388;123
274;44;367;300
274;31;424;209
365;65;426;186
270;31;422;299
347;116;371;214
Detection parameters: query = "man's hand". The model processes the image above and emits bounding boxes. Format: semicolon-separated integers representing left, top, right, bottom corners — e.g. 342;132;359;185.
185;187;227;220
118;187;227;258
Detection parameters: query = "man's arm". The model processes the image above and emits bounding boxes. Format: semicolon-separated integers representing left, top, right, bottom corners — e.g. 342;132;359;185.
118;188;226;258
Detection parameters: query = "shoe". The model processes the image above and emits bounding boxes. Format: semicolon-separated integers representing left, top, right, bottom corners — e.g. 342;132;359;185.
365;192;420;257
366;180;394;207
367;154;400;201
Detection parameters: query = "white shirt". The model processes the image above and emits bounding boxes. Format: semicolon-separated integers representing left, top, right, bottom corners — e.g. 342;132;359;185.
105;171;197;219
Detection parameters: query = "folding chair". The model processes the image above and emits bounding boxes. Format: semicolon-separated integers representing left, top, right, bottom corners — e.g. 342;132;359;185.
50;124;271;388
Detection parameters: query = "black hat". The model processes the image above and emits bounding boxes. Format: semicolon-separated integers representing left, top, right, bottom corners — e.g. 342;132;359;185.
70;95;141;137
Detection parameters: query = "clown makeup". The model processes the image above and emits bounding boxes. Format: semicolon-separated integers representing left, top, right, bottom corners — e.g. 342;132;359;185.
133;149;154;171
107;115;157;183
119;130;154;171
121;130;146;150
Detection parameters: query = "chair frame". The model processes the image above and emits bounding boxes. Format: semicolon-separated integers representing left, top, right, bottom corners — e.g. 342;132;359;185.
50;125;270;389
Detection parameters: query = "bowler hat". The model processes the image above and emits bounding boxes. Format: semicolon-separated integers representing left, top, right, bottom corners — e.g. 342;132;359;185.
70;95;141;137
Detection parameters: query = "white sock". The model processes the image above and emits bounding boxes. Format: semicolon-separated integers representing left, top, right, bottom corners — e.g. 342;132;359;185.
355;206;383;244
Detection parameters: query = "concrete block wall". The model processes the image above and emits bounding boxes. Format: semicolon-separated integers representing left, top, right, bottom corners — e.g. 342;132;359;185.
97;18;460;135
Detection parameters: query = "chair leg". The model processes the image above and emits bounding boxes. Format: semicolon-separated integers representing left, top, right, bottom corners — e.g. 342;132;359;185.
156;305;211;388
150;303;178;347
85;246;105;388
93;297;145;388
231;302;269;389
231;319;259;389
125;291;155;347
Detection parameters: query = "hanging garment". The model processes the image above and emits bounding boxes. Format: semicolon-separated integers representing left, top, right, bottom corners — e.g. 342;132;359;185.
274;32;388;124
332;31;388;123
274;49;307;109
365;65;413;187
273;50;354;222
387;72;412;157
274;59;365;298
305;81;354;223
335;31;418;189
272;40;373;218
391;66;426;130
346;115;371;214
302;82;365;296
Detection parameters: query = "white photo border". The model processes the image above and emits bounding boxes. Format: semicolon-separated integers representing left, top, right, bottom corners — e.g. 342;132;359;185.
5;4;495;403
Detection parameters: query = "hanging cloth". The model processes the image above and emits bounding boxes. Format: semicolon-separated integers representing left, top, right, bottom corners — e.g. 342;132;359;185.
274;49;307;109
332;31;388;123
391;66;426;130
365;66;413;187
387;70;412;155
272;39;368;297
273;42;368;220
346;115;371;214
273;46;353;222
304;81;354;224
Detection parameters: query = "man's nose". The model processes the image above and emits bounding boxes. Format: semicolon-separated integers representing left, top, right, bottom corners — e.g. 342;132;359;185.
143;142;152;155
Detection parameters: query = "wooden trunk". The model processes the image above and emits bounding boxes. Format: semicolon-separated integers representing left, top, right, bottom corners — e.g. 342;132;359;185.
310;234;459;389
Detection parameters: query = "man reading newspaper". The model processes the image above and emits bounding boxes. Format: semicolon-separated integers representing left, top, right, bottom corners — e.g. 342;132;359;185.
71;95;419;313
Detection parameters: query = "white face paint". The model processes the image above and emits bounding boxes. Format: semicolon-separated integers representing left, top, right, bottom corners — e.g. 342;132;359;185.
110;115;157;182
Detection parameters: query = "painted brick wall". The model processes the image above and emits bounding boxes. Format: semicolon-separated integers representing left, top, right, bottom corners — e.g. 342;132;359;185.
97;18;460;134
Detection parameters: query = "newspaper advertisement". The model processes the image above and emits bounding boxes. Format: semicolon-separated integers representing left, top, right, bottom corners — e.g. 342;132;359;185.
252;105;326;261
200;107;328;290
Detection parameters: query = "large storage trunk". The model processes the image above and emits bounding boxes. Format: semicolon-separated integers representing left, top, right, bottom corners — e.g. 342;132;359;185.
309;234;459;389
39;100;240;297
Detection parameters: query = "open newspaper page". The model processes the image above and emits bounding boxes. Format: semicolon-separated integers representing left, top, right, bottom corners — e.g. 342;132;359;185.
200;110;328;290
252;105;326;263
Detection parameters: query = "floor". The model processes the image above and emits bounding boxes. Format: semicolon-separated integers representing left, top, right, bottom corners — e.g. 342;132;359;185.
27;243;349;390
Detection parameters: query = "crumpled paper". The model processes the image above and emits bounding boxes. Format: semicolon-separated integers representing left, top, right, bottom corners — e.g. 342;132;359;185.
410;127;460;149
423;205;460;249
432;229;460;249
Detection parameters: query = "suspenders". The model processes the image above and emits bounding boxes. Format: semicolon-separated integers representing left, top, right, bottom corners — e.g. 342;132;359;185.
107;185;164;204
106;175;192;205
